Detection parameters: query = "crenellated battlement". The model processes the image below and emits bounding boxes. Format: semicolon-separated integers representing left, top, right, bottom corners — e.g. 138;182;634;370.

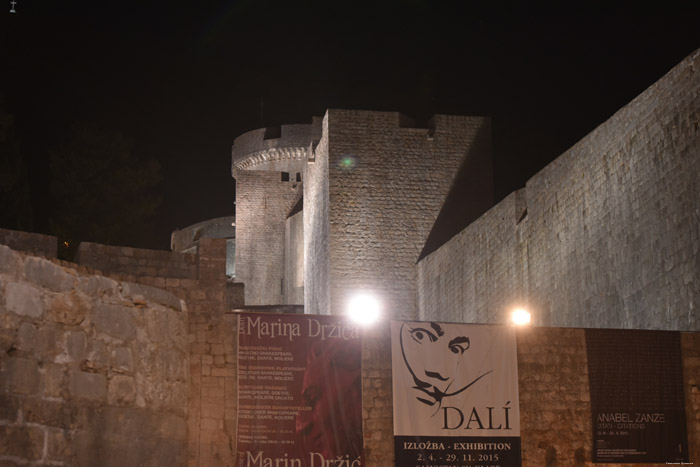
231;118;323;172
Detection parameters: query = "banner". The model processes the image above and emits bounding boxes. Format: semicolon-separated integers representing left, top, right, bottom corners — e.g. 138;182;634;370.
237;313;364;467
391;321;521;467
585;329;688;463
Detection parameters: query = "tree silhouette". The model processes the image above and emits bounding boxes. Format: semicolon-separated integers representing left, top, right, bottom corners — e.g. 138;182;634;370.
49;123;161;258
0;97;34;232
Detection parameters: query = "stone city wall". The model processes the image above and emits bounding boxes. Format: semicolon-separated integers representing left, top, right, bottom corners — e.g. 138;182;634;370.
0;244;189;466
417;48;700;331
303;113;331;316
360;323;700;467
171;216;236;254
0;227;57;258
2;235;238;467
77;238;237;467
323;110;492;319
233;170;303;306
75;241;198;280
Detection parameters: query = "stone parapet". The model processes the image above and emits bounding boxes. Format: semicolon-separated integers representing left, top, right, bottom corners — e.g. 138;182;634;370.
171;216;235;254
0;227;57;258
75;241;198;280
231;119;322;172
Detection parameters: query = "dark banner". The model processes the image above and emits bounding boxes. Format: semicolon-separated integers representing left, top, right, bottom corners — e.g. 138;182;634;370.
585;329;688;463
391;321;521;467
236;313;364;467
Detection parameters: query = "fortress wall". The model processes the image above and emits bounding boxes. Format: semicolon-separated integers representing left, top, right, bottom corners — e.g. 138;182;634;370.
23;235;234;466
75;242;197;280
417;190;527;323
78;238;236;466
325;110;491;319
0;245;189;466
284;208;304;305
99;239;235;466
525;48;700;329
303;114;331;316
417;48;700;331
233;170;302;306
360;324;700;467
0;227;57;258
171;216;235;254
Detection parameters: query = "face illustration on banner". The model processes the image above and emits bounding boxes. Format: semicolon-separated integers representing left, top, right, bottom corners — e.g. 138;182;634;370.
400;321;492;407
296;338;363;460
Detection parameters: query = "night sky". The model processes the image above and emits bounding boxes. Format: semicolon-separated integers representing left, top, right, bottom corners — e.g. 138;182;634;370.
3;1;700;250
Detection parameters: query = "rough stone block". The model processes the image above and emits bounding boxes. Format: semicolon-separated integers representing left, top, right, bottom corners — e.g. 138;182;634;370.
16;321;37;352
3;357;40;394
84;339;109;371
66;330;87;362
70;371;106;401
35;324;61;362
121;282;183;312
93;303;136;340
4;281;43;318
22;398;80;429
76;274;119;296
145;308;170;343
155;413;188;441
0;395;19;421
43;362;67;398
0;425;44;460
0;245;22;275
48;290;90;325
23;256;75;292
111;347;134;373
47;427;72;462
108;374;136;405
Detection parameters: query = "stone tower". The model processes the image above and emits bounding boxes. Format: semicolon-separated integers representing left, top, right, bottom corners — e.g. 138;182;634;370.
231;120;322;306
233;110;493;319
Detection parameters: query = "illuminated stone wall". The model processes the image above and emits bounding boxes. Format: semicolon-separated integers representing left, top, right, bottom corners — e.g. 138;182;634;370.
303;109;492;319
417;48;700;331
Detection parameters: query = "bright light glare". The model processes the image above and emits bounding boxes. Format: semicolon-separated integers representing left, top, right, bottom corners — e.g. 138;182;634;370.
347;294;381;325
511;308;531;326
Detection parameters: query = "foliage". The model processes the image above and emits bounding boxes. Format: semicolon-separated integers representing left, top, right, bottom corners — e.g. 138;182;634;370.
49;123;161;258
0;98;34;231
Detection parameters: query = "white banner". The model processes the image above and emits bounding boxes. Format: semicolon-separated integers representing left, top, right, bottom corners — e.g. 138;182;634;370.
391;320;521;466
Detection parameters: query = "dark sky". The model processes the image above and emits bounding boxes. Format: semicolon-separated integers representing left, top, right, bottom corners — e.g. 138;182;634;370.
3;1;700;250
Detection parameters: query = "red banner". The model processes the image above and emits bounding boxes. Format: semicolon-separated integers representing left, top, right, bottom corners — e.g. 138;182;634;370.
237;313;364;467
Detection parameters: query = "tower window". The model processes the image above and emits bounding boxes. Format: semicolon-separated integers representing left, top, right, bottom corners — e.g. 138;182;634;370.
281;172;290;182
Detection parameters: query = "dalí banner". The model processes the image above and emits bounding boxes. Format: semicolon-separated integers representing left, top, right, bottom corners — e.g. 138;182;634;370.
391;321;521;467
585;329;688;463
237;313;364;467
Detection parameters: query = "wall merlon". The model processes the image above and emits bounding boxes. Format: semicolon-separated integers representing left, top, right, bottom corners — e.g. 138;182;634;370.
231;120;322;172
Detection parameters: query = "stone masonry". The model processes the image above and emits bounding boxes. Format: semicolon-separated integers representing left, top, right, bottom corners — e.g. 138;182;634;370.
417;48;700;331
0;227;57;258
0;244;189;466
232;122;321;307
76;241;198;280
304;110;493;319
77;238;239;466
